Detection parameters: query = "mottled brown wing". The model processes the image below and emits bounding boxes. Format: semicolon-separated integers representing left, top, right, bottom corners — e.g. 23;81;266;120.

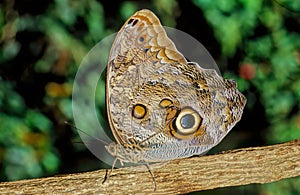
106;9;246;162
106;9;187;145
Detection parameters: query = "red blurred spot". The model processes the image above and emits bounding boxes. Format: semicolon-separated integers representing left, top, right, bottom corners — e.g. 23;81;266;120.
239;63;256;80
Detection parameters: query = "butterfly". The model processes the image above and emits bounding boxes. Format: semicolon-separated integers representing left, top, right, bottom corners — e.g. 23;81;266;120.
103;9;247;190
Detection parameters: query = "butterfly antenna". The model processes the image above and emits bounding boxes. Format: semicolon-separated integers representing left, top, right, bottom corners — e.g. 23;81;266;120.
64;121;109;146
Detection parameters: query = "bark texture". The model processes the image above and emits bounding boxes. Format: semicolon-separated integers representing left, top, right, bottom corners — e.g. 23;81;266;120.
0;140;299;194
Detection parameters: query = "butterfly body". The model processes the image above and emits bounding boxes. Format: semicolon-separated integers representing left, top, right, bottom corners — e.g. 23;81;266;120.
105;9;246;164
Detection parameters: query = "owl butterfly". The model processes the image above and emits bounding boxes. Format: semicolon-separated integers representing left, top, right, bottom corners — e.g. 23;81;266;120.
105;9;246;189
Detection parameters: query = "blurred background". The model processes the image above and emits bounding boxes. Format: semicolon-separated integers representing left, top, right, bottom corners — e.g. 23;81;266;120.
0;0;299;194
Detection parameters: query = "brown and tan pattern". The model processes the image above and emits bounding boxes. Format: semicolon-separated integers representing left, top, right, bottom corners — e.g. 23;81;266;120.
105;9;246;164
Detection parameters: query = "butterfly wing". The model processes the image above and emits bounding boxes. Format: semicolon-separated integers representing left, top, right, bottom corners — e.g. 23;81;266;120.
106;9;186;146
106;9;246;162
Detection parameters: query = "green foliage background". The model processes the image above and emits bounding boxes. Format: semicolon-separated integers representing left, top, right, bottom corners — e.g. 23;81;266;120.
0;0;299;194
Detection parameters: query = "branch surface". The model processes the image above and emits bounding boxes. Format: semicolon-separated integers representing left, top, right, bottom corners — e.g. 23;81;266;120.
0;140;300;194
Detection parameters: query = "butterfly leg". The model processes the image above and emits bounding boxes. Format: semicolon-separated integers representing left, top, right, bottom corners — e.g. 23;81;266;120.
102;157;118;184
145;163;157;191
102;169;109;184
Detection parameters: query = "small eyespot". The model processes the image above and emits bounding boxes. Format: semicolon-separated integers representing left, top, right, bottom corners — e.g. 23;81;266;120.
132;104;147;119
159;98;173;108
138;36;144;43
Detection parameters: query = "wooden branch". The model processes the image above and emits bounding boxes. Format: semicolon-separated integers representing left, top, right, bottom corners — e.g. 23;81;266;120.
1;140;300;194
